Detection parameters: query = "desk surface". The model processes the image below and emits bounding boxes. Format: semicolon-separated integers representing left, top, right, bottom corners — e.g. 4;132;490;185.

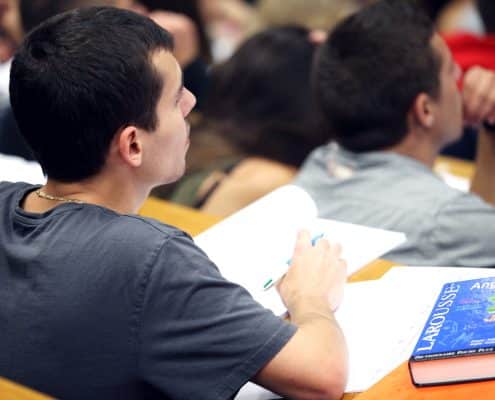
139;196;222;236
353;361;495;400
0;377;53;400
435;155;475;180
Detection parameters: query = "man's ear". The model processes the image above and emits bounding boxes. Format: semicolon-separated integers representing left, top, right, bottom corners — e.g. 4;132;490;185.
117;125;143;167
412;93;435;129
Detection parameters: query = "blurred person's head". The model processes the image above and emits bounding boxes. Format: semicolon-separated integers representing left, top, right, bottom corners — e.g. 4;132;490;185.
314;0;463;152
10;6;196;184
138;0;211;62
201;25;324;167
19;0;116;33
0;0;22;46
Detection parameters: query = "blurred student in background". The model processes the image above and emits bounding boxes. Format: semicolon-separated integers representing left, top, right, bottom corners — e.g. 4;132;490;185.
159;25;326;216
295;0;495;268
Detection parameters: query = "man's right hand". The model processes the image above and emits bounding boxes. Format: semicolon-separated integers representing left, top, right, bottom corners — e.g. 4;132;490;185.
463;66;495;206
462;66;495;127
254;230;348;399
278;230;347;317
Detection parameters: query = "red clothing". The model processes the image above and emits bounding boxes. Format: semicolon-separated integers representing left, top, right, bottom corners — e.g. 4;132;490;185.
444;32;495;73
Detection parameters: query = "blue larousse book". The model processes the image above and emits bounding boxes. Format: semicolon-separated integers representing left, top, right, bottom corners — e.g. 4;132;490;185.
409;277;495;386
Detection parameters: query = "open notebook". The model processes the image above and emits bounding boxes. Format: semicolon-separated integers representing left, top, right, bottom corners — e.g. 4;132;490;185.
195;185;406;315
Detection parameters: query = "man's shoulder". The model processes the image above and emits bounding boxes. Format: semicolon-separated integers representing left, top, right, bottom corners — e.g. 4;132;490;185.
97;211;193;251
0;180;31;192
0;181;32;203
119;213;189;237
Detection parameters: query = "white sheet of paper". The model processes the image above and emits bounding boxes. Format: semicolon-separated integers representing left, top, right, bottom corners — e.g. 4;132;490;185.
436;170;470;192
195;185;405;315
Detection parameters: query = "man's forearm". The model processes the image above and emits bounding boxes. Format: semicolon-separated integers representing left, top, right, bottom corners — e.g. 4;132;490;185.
253;298;348;400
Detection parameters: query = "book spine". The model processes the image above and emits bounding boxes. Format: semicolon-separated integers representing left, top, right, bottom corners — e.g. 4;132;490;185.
412;346;495;362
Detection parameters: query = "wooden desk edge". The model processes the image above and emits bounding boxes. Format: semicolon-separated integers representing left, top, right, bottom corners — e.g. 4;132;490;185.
0;377;54;400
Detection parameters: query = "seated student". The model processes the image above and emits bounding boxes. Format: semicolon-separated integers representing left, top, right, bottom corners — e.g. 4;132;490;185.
133;0;210;107
159;25;326;216
0;7;348;400
295;0;495;268
432;0;494;160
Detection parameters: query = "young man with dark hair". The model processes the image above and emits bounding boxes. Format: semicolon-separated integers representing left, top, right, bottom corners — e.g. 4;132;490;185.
0;7;348;400
295;0;495;267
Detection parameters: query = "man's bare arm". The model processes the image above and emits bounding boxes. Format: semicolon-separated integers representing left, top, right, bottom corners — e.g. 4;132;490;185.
253;231;348;400
463;66;495;205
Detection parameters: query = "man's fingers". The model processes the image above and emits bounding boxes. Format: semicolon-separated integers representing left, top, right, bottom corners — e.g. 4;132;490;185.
292;230;312;258
463;67;495;124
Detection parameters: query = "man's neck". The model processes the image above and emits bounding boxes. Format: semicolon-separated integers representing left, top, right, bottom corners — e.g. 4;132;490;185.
23;173;149;215
386;131;440;169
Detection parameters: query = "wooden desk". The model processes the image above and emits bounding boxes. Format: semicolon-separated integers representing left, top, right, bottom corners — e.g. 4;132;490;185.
434;155;475;180
140;196;222;236
0;377;53;400
354;361;495;400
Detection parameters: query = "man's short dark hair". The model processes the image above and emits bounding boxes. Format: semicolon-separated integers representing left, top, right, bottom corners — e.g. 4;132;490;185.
10;7;174;181
314;0;441;152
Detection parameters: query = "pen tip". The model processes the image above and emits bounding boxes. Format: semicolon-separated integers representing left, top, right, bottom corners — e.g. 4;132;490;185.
263;279;273;289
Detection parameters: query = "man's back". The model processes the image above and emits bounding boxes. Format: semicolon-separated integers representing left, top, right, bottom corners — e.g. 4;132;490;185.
295;144;495;267
0;182;296;399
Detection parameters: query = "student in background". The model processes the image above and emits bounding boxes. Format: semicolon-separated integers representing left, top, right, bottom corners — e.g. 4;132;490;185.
0;0;21;105
431;0;495;159
0;7;348;399
295;0;495;268
158;25;327;216
134;0;211;107
138;0;212;62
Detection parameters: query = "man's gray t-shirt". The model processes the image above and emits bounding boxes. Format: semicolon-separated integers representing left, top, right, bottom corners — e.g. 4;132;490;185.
295;143;495;267
0;182;296;399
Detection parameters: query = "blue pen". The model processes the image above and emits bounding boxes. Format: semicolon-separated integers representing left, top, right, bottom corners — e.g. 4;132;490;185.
262;233;325;291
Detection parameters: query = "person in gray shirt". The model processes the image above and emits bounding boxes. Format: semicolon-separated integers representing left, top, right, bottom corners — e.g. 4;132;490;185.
0;7;348;399
295;0;495;267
